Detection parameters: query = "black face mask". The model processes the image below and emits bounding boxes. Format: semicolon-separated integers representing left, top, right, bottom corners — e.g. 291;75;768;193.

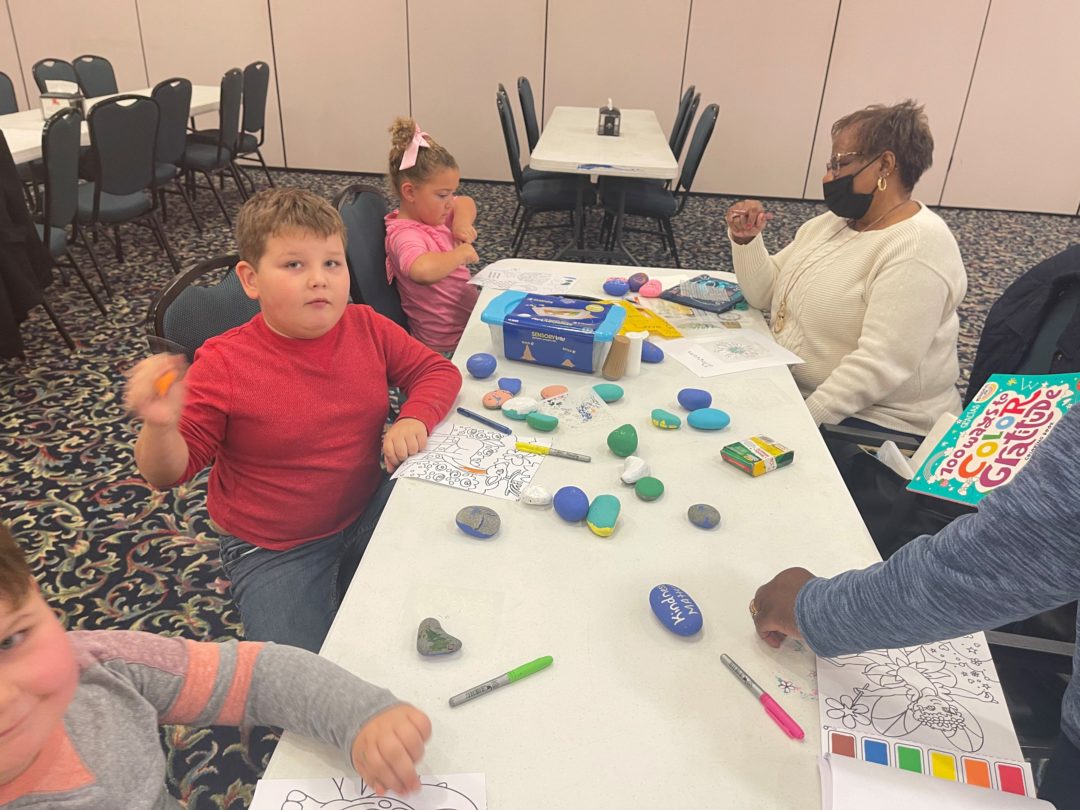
822;157;879;220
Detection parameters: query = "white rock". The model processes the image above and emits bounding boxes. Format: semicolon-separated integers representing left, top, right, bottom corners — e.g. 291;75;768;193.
521;485;552;507
620;455;650;484
501;396;539;416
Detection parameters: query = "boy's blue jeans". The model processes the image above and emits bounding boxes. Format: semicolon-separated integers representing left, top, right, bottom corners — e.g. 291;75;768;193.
217;477;396;653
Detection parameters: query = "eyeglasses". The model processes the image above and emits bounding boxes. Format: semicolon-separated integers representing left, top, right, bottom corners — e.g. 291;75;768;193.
825;151;863;175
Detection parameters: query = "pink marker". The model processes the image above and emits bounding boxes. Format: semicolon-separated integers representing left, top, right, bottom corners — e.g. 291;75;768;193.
721;653;805;741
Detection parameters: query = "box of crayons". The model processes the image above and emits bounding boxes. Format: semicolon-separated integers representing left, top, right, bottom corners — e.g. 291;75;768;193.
721;435;794;477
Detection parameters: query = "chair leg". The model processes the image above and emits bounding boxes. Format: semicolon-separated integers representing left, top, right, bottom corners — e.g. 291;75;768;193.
112;225;123;262
510;201;521;229
65;251;107;315
202;170;232;226
662;218;680;268
75;222;114;299
159;189;168;224
254;147;275;187
513;210;534;257
174;178;204;233
39;295;76;350
228;162;250;201
148;214;181;273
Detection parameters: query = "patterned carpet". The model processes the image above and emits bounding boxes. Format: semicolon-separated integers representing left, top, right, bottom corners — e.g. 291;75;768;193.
3;167;1080;807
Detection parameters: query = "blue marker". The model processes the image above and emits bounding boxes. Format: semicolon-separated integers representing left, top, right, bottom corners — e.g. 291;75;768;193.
456;407;512;435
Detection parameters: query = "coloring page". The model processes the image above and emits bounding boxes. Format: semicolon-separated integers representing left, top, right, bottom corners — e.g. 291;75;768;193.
664;331;804;378
468;264;577;295
251;774;486;810
536;386;616;432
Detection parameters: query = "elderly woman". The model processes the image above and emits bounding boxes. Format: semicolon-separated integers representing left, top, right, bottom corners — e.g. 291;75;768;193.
726;100;966;437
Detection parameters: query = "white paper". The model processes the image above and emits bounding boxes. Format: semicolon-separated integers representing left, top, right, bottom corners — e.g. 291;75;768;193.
875;440;915;480
43;79;79;95
910;411;958;470
468;264;577;295
536;386;616;432
250;773;487;809
663;331;804;377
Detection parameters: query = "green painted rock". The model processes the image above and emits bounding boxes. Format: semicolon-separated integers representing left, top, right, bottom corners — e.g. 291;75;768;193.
586;494;621;537
606;424;638;457
650;408;681;429
634;476;665;501
593;383;624;403
526;411;559;432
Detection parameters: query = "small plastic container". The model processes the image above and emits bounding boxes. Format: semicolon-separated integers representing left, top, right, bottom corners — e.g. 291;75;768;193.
481;291;626;374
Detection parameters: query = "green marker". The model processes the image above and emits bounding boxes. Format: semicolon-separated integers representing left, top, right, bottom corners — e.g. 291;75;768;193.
448;655;554;707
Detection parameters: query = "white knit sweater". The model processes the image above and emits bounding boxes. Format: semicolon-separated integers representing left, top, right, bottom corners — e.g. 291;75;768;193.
730;204;967;435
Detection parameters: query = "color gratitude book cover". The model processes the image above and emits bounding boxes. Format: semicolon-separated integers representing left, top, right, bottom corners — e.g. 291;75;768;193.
907;373;1080;506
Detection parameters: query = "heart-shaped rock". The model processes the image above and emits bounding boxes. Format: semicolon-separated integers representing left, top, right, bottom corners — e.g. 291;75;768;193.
416;617;462;656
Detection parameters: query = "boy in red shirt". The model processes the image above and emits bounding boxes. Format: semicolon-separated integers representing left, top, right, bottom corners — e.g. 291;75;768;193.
125;188;461;652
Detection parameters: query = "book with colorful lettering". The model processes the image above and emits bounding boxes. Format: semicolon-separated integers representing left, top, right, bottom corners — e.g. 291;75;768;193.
906;373;1080;506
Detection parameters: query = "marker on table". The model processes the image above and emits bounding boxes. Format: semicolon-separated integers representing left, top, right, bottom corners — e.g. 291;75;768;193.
720;653;804;741
449;655;554;707
456;407;512;435
515;441;591;463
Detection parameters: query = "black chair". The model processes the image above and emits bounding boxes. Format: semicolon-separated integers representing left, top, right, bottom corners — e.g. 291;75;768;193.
333;183;409;331
80;95;180;274
0;71;18;115
670;86;699;163
150;78;203;232
237;61;274;190
182;68;245;225
38;107;108;311
72;55;118;98
145;254;260;362
517;76;541;153
31;58;76;94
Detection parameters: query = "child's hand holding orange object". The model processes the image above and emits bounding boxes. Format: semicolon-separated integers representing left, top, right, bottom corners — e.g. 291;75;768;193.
124;353;188;428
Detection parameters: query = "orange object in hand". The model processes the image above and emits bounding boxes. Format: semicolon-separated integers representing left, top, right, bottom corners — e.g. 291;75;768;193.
154;370;178;397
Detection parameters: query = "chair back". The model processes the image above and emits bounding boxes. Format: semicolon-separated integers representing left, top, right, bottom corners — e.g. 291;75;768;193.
73;55;118;98
0;71;18;114
334;183;410;331
40;106;81;232
88;94;158;196
241;61;269;140
517;76;540;153
147;255;261;362
213;68;244;162
676;102;718;198
496;85;525;192
669;85;695;151
32;58;76;94
151;78;192;165
671;91;700;162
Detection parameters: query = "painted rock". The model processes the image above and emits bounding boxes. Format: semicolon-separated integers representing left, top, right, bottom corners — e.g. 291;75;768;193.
639;279;663;297
521;485;552;507
482;389;513;410
620;455;650;484
455;505;500;538
688;503;721;529
502;396;539;420
498;377;522;395
603;277;630;297
641;340;665;363
677;387;712;410
649;583;704;636
607;424;639;457
553;486;590;522
466;352;497;379
416;617;462;656
687;407;731;431
540;384;569;399
650;408;681;429
634;476;665;501
628;272;650;292
586;494;621;537
526;412;559;432
593;383;624;403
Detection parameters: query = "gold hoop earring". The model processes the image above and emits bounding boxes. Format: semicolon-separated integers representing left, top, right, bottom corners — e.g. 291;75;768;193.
877;175;888;192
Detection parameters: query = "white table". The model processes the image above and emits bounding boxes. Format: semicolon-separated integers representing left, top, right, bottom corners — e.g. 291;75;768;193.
264;259;890;808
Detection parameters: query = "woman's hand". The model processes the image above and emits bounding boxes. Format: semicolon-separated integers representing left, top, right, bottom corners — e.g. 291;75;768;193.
726;199;774;245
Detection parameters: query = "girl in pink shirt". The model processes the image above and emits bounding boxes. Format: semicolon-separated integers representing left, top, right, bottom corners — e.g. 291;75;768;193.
384;117;480;354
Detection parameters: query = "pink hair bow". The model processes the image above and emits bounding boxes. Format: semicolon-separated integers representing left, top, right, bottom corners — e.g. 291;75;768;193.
399;124;431;170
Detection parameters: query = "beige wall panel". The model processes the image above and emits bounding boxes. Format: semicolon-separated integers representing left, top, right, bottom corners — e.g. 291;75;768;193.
544;0;691;138
138;0;283;165
941;0;1080;214
683;0;838;198
270;0;408;173
410;0;545;182
10;0;147;100
807;0;987;204
0;4;26;109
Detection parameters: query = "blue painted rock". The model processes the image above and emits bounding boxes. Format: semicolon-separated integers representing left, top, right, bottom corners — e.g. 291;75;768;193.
620;455;650;484
526;411;559;432
603;277;630;296
641;340;665;363
687;503;721;529
466;352;497;379
540;384;568;399
417;617;462;656
649;583;704;636
650;408;681;429
607;424;638;457
593;383;624;403
502;396;539;420
498;377;522;395
687;407;730;431
586;494;621;537
553;486;590;522
455;505;500;538
634;476;664;501
628;272;650;292
639;279;663;297
677;388;712;410
521;485;552;506
482;389;514;410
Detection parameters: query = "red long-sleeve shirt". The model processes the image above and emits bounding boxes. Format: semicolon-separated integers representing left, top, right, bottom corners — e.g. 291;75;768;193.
175;305;461;549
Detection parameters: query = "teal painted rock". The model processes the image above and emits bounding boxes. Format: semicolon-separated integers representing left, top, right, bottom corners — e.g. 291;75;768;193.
498;377;522;395
455;506;500;538
526;411;559;432
593;383;624;403
634;476;664;501
687;407;730;430
649;583;703;636
606;424;638;457
554;486;590;522
641;340;665;363
502;396;538;420
688;503;721;529
650;408;681;429
586;494;620;537
677;388;712;410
